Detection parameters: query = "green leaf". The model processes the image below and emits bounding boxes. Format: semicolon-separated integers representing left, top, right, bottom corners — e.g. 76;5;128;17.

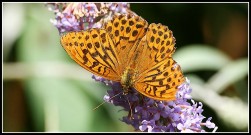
173;44;231;72
205;58;248;96
25;78;95;132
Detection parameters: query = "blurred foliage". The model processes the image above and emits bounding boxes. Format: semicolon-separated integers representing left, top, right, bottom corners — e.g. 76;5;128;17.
3;3;248;132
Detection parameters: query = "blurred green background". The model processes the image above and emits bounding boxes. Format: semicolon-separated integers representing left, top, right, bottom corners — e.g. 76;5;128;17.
3;3;248;132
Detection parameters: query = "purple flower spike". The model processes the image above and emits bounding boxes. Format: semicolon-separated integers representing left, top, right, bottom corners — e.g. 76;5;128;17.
96;77;217;132
46;2;130;33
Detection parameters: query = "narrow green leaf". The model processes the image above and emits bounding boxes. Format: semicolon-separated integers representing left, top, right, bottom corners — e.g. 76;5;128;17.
205;58;248;93
174;45;231;72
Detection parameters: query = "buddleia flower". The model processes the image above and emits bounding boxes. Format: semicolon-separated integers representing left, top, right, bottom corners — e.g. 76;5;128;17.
95;76;218;132
46;2;130;33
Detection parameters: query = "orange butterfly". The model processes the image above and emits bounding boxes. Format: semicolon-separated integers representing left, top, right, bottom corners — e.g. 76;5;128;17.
60;13;185;101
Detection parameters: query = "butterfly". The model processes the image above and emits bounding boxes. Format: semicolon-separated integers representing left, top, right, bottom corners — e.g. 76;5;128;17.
60;13;185;101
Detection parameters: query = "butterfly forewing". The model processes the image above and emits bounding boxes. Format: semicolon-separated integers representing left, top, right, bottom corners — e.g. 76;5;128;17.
104;14;148;75
60;29;120;81
133;23;185;100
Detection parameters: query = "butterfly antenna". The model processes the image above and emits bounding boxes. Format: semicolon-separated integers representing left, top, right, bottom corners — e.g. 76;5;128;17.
125;95;134;120
93;91;123;111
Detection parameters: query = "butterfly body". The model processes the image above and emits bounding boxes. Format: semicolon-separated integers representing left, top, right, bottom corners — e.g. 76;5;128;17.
120;68;137;94
60;13;185;101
